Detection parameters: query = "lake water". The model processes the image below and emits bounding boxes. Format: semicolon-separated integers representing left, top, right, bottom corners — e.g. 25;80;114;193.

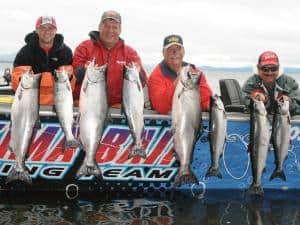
1;62;300;225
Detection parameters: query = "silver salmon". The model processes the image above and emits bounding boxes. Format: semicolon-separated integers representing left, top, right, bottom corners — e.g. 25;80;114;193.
122;64;145;159
270;97;291;181
248;97;271;195
54;69;80;151
77;61;108;179
206;94;227;179
171;66;202;186
7;70;41;185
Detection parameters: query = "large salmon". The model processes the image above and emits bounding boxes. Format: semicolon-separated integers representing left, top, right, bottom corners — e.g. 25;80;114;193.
77;61;108;179
171;66;202;186
54;69;80;151
7;70;41;184
122;64;145;159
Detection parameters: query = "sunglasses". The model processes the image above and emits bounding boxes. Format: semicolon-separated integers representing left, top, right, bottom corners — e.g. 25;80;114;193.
259;66;279;73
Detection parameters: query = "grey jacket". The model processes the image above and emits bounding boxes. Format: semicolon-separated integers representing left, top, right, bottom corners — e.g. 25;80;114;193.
242;74;300;115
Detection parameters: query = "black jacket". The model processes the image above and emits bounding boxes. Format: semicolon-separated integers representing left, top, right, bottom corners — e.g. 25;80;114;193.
13;32;72;74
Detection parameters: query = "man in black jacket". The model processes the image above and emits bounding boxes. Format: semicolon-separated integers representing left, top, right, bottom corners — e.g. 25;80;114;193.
12;16;75;105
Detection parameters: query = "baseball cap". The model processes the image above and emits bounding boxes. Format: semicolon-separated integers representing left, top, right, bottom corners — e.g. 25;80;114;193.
163;34;183;49
258;51;279;66
101;10;121;23
36;16;57;29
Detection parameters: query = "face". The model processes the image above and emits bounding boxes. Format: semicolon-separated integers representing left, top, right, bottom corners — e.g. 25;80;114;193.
99;19;121;49
163;44;185;72
257;64;279;88
36;24;56;46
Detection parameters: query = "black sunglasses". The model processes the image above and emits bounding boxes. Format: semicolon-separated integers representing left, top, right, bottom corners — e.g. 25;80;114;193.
259;66;279;73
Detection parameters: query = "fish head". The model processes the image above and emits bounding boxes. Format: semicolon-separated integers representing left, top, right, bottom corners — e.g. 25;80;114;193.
212;94;225;110
86;61;107;83
54;69;69;83
278;98;290;115
123;63;140;82
180;66;201;89
253;98;267;116
21;71;41;89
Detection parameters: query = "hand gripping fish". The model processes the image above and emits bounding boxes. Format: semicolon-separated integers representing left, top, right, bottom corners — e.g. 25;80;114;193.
248;97;271;195
77;60;108;179
206;94;227;179
7;70;41;185
54;68;80;151
171;66;202;186
122;63;146;159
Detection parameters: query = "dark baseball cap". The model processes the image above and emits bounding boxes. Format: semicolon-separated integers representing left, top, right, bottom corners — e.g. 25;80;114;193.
163;34;183;49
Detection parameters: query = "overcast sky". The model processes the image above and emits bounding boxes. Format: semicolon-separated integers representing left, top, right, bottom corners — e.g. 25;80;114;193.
1;0;300;67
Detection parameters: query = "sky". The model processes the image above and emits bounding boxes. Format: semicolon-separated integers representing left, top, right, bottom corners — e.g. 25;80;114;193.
1;0;300;67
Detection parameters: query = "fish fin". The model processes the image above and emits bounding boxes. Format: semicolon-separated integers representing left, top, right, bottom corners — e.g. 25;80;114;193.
52;104;56;113
82;82;88;93
76;161;102;180
63;138;81;152
18;89;23;100
6;166;32;185
34;118;41;129
136;80;141;92
66;83;71;92
263;167;267;173
248;184;264;196
270;169;286;181
205;167;222;179
174;170;198;186
128;145;146;159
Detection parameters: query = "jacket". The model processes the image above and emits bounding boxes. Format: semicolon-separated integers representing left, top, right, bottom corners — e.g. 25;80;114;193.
12;32;74;105
242;74;300;115
148;61;212;114
72;31;147;106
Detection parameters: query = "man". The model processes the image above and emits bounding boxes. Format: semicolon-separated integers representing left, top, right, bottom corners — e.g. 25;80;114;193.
12;16;74;105
242;51;300;115
72;10;147;107
148;34;212;114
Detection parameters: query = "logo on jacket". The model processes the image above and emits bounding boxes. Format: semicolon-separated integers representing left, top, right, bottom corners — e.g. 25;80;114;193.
51;57;58;61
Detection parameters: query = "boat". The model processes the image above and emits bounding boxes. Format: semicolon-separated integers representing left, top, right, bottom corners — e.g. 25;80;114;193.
0;75;299;199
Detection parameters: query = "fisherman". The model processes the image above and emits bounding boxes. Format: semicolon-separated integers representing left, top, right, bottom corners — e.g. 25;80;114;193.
242;50;300;115
12;16;75;105
72;10;147;107
148;34;212;114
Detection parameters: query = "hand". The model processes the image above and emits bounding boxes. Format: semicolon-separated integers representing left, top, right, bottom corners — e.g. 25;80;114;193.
251;91;267;102
276;94;289;102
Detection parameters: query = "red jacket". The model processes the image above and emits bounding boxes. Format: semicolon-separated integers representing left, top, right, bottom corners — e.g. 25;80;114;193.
148;61;212;114
72;31;147;106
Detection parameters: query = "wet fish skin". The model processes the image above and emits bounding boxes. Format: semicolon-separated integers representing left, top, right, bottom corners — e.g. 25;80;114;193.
122;64;146;159
248;98;271;196
54;69;80;151
76;61;108;179
7;71;41;185
270;98;291;181
171;66;202;186
206;94;227;179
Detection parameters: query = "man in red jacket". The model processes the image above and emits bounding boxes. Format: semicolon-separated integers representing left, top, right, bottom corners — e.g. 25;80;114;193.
148;34;212;114
72;10;147;107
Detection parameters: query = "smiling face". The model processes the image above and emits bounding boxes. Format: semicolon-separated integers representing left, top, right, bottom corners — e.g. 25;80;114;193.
36;24;56;47
99;19;121;49
257;64;279;88
163;44;185;73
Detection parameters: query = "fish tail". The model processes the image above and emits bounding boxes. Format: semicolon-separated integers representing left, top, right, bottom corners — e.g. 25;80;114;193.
76;161;102;180
128;145;147;159
174;170;198;186
270;169;286;181
205;166;223;179
248;183;264;196
6;166;32;185
63;138;82;151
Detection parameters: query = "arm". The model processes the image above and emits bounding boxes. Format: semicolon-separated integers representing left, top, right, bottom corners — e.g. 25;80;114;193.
72;41;90;83
148;67;175;114
286;79;300;115
199;73;212;111
241;75;261;108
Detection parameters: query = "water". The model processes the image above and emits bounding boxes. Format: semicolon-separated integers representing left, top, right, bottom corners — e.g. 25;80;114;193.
1;62;300;225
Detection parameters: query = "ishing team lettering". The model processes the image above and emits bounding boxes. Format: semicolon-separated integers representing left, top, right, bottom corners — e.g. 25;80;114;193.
80;167;177;181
